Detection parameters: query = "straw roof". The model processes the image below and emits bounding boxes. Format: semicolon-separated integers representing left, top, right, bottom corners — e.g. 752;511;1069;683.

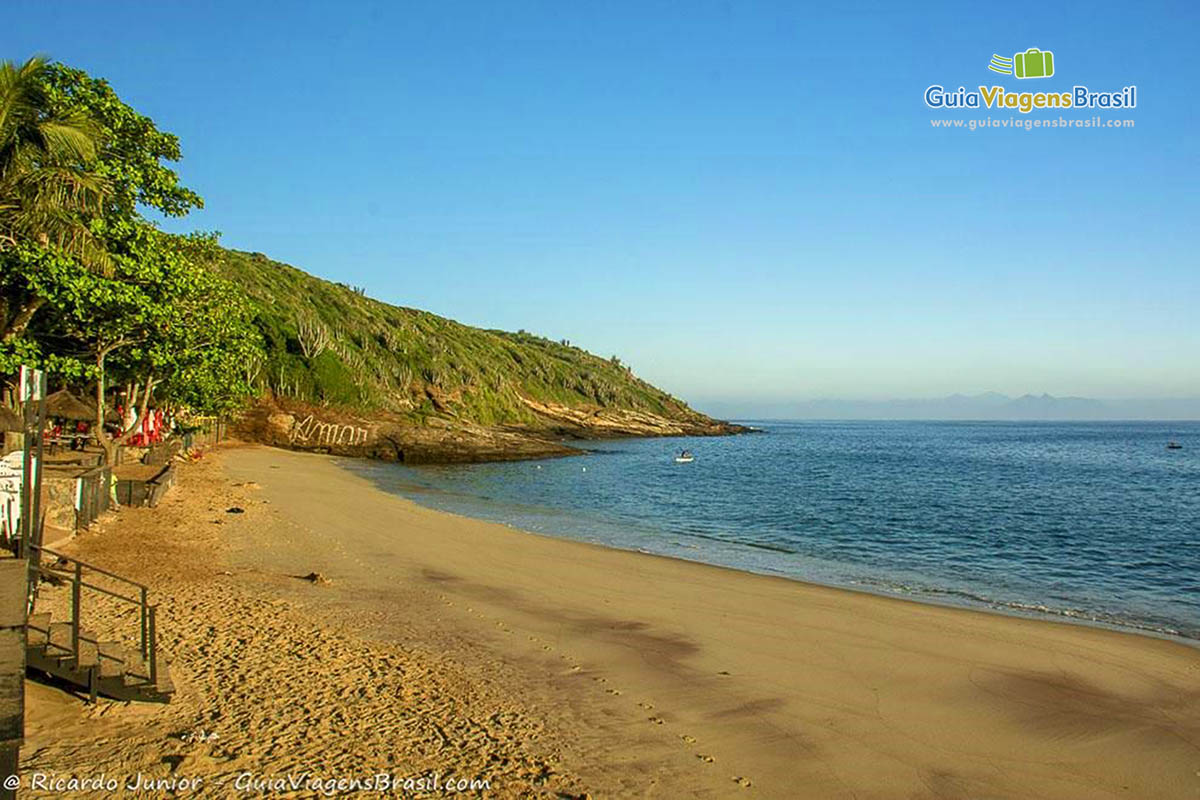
0;405;21;432
44;390;96;422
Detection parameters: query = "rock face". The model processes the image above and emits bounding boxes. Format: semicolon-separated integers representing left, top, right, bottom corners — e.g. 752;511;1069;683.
236;398;747;465
514;397;748;439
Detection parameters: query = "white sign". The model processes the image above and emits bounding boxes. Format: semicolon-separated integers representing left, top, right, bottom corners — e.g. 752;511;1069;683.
0;451;22;545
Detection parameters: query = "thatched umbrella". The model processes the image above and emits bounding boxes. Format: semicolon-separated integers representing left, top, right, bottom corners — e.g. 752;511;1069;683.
44;389;96;422
0;405;21;432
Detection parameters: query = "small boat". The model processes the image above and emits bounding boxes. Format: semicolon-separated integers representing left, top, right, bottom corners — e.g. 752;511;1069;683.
674;450;694;463
1166;441;1183;450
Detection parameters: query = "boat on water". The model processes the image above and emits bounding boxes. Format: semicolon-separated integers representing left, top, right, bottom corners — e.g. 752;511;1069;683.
674;450;694;463
1166;441;1183;450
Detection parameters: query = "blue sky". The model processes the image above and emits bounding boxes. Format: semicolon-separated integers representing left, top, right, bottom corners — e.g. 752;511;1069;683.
5;1;1198;413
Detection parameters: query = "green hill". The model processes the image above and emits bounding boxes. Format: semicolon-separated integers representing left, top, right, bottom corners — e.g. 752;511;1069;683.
213;248;726;435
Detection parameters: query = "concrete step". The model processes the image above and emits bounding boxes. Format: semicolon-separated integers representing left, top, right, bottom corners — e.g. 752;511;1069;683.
76;631;99;669
47;622;75;657
121;657;173;698
123;648;148;682
97;641;125;678
25;612;50;646
152;659;175;696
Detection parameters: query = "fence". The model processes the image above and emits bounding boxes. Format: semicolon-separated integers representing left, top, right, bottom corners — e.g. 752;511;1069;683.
115;464;175;508
181;417;227;449
74;466;112;531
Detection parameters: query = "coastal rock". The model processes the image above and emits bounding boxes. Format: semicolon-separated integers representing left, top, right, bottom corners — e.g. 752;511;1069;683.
265;412;296;435
235;397;747;465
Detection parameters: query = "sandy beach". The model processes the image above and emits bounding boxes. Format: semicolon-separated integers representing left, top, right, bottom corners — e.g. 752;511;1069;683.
21;443;1200;798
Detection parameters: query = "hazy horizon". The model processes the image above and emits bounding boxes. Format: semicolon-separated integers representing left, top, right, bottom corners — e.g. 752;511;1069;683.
696;392;1200;422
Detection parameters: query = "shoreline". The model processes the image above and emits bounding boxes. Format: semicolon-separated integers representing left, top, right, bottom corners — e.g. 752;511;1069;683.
224;445;1200;797
349;459;1200;648
24;443;1200;799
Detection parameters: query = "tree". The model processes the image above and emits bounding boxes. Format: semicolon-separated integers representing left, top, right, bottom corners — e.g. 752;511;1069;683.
1;61;261;464
1;58;202;343
0;56;110;339
3;226;261;463
127;235;261;416
38;62;201;221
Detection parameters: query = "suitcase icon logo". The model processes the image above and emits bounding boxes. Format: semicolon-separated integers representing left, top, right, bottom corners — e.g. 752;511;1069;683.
988;48;1055;79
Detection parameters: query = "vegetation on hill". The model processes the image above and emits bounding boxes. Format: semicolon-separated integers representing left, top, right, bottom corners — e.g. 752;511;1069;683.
214;248;712;428
2;56;725;463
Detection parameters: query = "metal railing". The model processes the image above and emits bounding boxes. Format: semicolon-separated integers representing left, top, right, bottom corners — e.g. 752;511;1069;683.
29;543;158;686
75;466;113;531
182;416;227;449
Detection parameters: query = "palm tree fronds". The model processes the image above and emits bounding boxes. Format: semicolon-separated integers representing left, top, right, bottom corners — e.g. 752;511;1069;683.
0;55;110;271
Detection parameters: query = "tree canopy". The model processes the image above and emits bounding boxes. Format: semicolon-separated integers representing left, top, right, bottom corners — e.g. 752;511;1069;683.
1;57;262;460
0;56;109;273
38;62;202;221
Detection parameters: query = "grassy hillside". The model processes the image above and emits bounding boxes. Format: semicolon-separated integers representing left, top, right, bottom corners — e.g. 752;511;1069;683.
214;249;712;428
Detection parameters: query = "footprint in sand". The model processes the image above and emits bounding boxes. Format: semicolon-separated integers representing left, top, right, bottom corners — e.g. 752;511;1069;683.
733;776;753;788
637;702;654;710
679;734;696;744
697;754;714;763
605;688;621;696
647;716;664;725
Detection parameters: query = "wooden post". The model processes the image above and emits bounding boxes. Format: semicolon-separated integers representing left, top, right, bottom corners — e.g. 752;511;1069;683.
71;562;81;660
140;587;148;660
30;373;46;555
148;606;157;686
18;405;31;560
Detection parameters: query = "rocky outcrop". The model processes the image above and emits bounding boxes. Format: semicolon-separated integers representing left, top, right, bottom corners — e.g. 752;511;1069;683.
514;397;748;439
236;397;747;465
238;401;577;464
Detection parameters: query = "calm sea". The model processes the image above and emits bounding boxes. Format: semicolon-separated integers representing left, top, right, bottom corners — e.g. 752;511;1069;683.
345;421;1200;641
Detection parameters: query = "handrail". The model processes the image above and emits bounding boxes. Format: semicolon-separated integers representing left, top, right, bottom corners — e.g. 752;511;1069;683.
32;569;141;605
28;543;153;666
32;544;148;592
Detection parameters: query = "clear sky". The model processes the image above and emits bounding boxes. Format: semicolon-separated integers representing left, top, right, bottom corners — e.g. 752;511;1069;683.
5;1;1198;413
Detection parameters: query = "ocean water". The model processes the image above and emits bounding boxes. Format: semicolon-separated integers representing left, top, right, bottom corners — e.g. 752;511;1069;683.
345;421;1200;641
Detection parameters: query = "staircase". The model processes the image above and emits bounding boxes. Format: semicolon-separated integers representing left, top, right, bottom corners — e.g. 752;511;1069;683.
24;546;173;703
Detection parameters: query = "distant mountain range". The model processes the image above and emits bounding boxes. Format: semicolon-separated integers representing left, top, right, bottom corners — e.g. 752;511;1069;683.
699;393;1200;421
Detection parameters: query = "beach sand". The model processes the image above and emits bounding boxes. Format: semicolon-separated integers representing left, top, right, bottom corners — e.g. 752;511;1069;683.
21;443;1200;798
